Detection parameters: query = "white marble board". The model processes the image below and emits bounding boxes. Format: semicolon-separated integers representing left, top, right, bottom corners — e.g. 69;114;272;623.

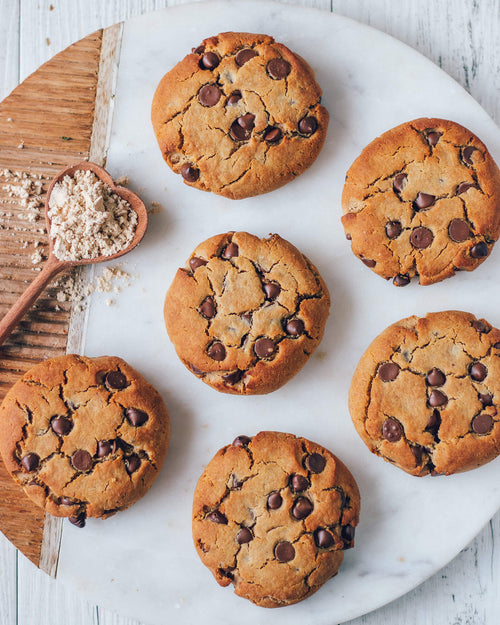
56;2;500;623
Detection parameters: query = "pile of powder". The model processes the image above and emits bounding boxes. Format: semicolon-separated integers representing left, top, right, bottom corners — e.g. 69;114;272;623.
47;169;137;261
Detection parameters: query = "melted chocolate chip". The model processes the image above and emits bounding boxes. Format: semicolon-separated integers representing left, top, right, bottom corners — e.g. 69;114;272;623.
472;413;493;434
274;540;295;562
341;524;355;543
314;528;334;549
180;163;199;182
267;492;283;509
199;296;216;319
51;416;73;436
305;453;326;473
457;182;478;194
426;368;446;387
200;51;220;70
479;393;493;406
471;242;489;259
189;256;207;272
393;274;411;287
410;227;434;249
448;218;471;242
125;408;148;427
286;319;304;336
411;445;425;465
104;371;127;390
223;370;243;384
97;440;118;458
232;435;251;447
223;242;239;258
426;131;441;146
426;409;441;435
393;173;407;194
264;282;280;299
267;58;291;79
472;320;489;333
428;390;448;407
386;221;402;239
226;92;242;106
264;127;282;143
198;84;221;107
235;48;257;66
207;342;226;361
71;450;92;472
192;45;205;55
21;453;40;472
291;497;313;520
298;116;318;136
69;513;86;528
382;418;403;442
470;362;487;381
413;192;436;211
254;337;275;358
207;510;228;524
462;146;477;165
378;362;400;382
230;120;251;141
361;257;376;268
125;454;141;475
236;527;253;544
290;474;309;492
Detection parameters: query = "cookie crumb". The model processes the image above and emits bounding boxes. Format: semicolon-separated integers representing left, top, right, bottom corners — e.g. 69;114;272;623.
148;201;163;214
17;140;24;149
115;175;129;186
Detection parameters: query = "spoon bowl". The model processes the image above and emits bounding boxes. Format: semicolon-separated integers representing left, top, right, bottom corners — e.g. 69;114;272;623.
0;161;148;347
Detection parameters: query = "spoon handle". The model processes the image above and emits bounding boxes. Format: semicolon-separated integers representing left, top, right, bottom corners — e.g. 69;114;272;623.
0;255;66;348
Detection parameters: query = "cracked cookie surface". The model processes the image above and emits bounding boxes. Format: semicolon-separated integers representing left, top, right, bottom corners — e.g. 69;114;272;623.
349;311;500;476
0;354;170;526
151;31;329;199
192;431;360;608
164;231;330;394
341;118;500;286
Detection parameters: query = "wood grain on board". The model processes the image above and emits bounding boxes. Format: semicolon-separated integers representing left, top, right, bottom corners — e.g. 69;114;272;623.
0;29;104;571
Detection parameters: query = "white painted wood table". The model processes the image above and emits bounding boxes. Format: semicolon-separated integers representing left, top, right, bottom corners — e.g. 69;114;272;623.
0;1;499;624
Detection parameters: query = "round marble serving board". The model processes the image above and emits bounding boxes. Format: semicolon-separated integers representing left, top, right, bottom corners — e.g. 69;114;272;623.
3;1;500;624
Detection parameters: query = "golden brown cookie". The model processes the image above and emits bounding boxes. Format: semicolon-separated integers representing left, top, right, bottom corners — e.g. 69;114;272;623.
164;231;330;394
0;354;170;527
341;118;500;286
349;311;500;476
192;431;360;608
151;31;329;199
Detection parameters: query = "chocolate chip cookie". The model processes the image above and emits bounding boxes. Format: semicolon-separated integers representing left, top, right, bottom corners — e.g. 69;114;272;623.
342;118;500;286
0;355;170;526
349;311;500;476
164;232;330;394
151;31;329;199
192;431;360;607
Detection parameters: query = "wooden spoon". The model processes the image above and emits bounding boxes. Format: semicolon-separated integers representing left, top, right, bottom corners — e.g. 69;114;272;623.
0;161;148;347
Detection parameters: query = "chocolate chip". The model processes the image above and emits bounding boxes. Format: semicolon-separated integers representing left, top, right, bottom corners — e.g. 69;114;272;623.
199;296;216;319
125;454;141;475
495;342;500;349
180;163;199;182
267;492;283;509
274;541;295;562
71;450;92;472
413;192;436;210
472;413;493;434
290;474;309;492
361;257;376;268
393;173;407;194
254;337;275;358
462;146;477;165
223;242;239;258
286;319;304;336
479;393;493;406
207;342;226;361
393;274;411;287
448;218;470;242
200;51;220;70
69;513;86;528
472;320;489;333
264;127;282;143
230;118;252;141
232;435;251;447
457;182;478;194
428;390;448;407
189;256;207;272
426;131;441;146
470;362;487;381
21;453;40;472
346;233;352;240
207;510;228;524
267;58;291;79
411;445;425;465
125;408;148;427
227;92;242;106
60;497;76;505
410;227;433;249
426;368;446;387
236;527;253;544
235;48;257;66
386;221;402;239
105;371;127;390
298;116;318;136
378;362;400;382
198;84;221;107
314;528;334;549
291;497;313;520
192;45;205;55
264;282;280;299
382;418;402;442
471;242;489;259
97;440;118;458
238;113;255;131
305;453;326;473
426;409;441;434
341;524;355;543
223;370;243;384
51;416;73;436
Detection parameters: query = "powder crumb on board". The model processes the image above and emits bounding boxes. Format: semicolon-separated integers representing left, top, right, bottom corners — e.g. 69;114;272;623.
48;169;137;261
114;175;129;187
31;249;44;265
17;140;24;149
148;201;163;214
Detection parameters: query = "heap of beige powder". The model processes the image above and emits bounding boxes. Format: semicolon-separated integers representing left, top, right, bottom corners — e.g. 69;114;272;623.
47;169;137;261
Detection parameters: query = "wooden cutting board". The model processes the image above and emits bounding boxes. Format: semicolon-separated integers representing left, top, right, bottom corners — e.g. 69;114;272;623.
0;23;121;576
